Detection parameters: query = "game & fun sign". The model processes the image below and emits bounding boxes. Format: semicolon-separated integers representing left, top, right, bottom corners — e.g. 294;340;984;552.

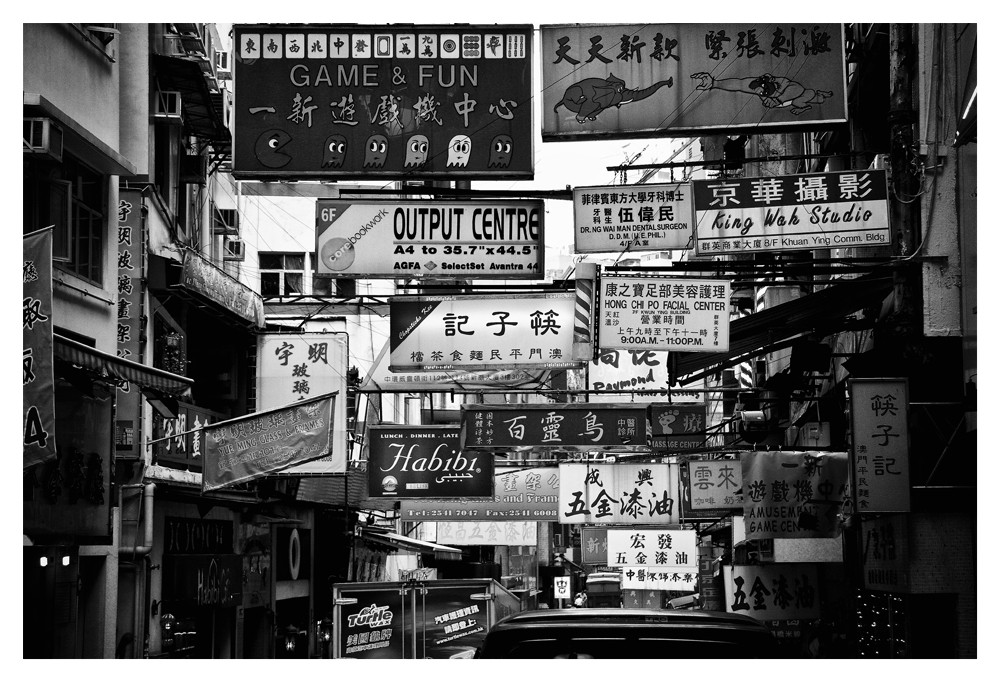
233;25;533;179
316;199;544;279
573;183;692;252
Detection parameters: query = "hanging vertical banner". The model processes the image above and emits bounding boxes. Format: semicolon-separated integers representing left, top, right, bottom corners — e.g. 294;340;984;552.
23;228;57;469
257;332;348;475
541;24;847;140
598;275;731;352
573;183;693;252
558;463;679;525
740;451;850;540
115;188;145;457
723;564;821;621
849;379;911;513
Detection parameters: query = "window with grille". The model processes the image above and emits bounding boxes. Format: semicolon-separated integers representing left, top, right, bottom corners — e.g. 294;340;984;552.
259;252;305;297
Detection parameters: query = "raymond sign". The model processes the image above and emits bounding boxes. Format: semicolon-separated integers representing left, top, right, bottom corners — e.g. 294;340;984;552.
462;404;648;450
389;292;585;372
202;394;336;492
723;564;821;621
693;170;890;256
541;24;846;140
558;463;679;525
740;451;849;540
316;199;544;279
849;379;910;513
599;276;731;352
573;183;692;252
588;349;703;403
367;425;493;499
400;467;559;521
233;25;533;179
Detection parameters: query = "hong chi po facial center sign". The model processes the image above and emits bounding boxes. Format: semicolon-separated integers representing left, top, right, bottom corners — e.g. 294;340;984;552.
599;276;730;352
693;170;890;256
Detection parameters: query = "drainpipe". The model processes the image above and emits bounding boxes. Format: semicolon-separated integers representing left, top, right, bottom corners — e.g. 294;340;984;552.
119;483;156;556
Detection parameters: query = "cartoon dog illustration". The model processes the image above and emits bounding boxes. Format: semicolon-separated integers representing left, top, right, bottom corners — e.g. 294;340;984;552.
690;72;833;115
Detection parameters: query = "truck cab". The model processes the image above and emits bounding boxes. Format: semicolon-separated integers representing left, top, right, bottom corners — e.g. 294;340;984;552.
584;572;622;608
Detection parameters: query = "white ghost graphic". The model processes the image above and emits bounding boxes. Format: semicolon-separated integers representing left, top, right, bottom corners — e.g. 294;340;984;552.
446;135;472;167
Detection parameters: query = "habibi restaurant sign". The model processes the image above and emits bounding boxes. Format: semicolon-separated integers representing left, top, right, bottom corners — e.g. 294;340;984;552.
233;25;533;179
692;170;890;256
541;24;846;140
316;199;544;279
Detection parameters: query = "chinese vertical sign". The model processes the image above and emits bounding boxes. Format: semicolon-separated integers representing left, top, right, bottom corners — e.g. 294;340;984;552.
598;275;730;352
116;189;144;457
861;514;910;592
692;170;890;256
233;25;533;179
23;228;57;469
541;24;846;140
723;564;821;621
687;459;744;511
607;528;699;592
573;183;693;252
740;451;850;540
558;463;679;525
850;379;910;513
462;404;648;450
257;332;348;475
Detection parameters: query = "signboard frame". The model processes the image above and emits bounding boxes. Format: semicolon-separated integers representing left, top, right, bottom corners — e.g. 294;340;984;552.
572;182;693;253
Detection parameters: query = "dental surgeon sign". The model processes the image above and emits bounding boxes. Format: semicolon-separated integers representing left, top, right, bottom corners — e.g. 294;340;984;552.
316;199;544;279
692;170;890;256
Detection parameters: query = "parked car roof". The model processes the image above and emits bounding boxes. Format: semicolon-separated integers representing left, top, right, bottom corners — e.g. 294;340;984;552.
475;608;783;659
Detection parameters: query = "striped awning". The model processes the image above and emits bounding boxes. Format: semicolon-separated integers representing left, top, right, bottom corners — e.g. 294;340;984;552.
53;334;193;397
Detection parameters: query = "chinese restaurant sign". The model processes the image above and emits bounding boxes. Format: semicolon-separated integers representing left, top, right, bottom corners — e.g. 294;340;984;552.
233;25;533;179
462;404;648;450
573;183;692;252
435;521;537;546
389;292;585;372
257;333;348;476
740;451;850;540
400;467;559;521
588;349;704;403
849;379;911;513
650;403;708;450
687;459;744;511
599;276;731;352
316;199;544;279
862;514;911;592
203;394;336;492
541;24;846;140
692;170;890;256
607;528;698;592
723;564;821;621
115;189;144;457
23;228;57;469
558;463;679;525
368;425;493;499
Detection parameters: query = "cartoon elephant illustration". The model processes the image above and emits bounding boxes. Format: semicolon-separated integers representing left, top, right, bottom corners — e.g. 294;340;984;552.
690;72;833;115
553;73;674;123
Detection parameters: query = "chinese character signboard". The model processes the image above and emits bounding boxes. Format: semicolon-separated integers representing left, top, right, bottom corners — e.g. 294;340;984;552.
692;170;890;256
233;25;533;179
559;463;679;525
687;459;744;511
23;228;57;469
368;425;493;498
180;250;265;327
581;526;608;564
541;24;846;140
390;293;585;372
573;183;692;252
257;333;348;475
316;199;544;279
723;564;821;621
115;189;144;457
203;394;336;492
599;276;731;352
152;401;226;469
849;379;910;513
436;521;537;546
607;528;698;592
423;585;490;658
588;349;703;403
740;451;850;540
862;514;911;592
400;467;559;521
650;403;708;450
462;404;648;450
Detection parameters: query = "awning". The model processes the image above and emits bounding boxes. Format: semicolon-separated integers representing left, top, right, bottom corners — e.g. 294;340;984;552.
53;334;193;398
670;273;894;386
151;54;230;148
359;528;463;561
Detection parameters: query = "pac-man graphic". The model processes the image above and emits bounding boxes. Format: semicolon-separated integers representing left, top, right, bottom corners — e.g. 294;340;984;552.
488;135;513;168
255;129;293;169
363;134;388;168
446;135;472;167
322;134;348;168
404;134;429;168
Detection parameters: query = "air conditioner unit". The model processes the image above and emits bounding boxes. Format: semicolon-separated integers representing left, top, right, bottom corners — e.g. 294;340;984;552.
154;90;183;121
223;238;245;262
164;34;187;57
23;118;64;162
212;207;239;236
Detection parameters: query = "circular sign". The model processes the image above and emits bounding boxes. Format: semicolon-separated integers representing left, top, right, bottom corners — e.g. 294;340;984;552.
288;528;301;581
320;237;356;271
381;476;398;493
